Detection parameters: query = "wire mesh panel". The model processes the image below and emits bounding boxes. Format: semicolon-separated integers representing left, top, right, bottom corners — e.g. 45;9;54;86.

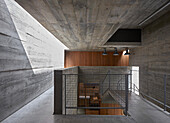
64;75;78;114
64;73;130;115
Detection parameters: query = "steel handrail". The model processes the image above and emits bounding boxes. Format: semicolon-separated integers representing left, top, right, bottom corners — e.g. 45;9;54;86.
130;82;170;110
101;70;110;94
117;77;123;90
101;70;110;84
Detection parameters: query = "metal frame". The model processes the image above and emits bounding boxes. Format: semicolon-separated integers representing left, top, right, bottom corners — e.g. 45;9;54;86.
130;70;170;112
62;73;131;115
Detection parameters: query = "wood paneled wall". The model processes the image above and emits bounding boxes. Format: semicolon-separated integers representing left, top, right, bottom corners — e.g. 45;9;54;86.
65;51;129;68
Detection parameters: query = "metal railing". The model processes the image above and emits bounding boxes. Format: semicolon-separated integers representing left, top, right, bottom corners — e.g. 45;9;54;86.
62;73;130;115
101;70;110;94
130;82;170;112
129;70;170;112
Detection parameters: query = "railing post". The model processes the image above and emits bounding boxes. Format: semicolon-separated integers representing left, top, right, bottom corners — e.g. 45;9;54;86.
125;74;128;116
102;83;103;94
54;70;62;115
65;74;66;115
133;84;135;93
109;70;110;89
130;70;132;93
164;74;167;111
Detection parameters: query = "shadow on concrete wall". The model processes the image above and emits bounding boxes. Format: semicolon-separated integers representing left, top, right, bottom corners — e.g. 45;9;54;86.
0;0;53;121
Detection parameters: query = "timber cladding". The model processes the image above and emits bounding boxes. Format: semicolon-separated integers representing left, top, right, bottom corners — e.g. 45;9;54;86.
64;51;129;68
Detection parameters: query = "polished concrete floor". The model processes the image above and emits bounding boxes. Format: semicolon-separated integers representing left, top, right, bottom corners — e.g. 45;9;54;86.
2;87;170;123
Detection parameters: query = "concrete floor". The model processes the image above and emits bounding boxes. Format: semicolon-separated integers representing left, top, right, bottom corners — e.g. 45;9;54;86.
128;93;170;123
2;87;170;123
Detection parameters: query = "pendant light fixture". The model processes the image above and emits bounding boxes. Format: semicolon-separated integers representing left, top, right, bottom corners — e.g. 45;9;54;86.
113;48;119;56
102;48;108;55
124;48;130;55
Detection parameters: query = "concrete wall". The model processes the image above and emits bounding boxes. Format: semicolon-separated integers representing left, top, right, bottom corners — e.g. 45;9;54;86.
79;66;131;94
0;0;67;121
129;11;170;106
79;66;131;83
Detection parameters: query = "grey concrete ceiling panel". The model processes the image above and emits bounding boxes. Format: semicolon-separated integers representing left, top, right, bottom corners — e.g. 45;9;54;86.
15;0;169;50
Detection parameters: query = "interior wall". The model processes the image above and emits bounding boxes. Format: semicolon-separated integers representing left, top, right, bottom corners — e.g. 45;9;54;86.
129;11;170;107
0;0;67;121
65;51;129;68
79;66;132;93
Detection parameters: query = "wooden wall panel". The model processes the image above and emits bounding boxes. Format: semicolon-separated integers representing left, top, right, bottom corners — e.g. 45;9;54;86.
65;51;129;68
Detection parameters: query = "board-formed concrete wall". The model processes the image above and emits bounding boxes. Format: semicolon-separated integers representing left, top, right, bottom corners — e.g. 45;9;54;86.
79;66;132;94
0;0;67;121
79;66;131;86
129;11;170;107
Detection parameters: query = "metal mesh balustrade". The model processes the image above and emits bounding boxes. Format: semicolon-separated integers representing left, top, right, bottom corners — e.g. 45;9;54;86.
130;70;170;112
60;69;170;115
63;73;130;115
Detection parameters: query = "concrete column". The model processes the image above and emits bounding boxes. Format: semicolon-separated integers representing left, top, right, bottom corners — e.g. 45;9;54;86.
54;70;63;114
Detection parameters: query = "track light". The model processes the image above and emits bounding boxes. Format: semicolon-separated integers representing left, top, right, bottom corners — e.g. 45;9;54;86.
102;48;108;55
124;49;130;55
113;48;119;56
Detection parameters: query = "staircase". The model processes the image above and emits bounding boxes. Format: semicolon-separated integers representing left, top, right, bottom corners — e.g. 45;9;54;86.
102;89;125;107
100;70;127;108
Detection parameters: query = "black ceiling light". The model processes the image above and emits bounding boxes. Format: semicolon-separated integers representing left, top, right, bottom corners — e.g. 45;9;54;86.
113;48;119;56
124;48;130;55
102;48;108;55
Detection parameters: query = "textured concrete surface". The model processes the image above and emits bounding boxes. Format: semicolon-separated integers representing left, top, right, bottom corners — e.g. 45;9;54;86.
129;11;170;107
2;87;170;123
78;66;132;99
15;0;169;50
129;93;170;123
79;66;131;85
0;0;66;121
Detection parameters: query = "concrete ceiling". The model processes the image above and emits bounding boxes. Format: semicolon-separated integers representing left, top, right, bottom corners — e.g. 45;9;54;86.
15;0;169;50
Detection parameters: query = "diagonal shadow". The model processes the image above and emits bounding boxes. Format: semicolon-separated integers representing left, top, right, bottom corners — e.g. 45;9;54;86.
0;0;53;121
